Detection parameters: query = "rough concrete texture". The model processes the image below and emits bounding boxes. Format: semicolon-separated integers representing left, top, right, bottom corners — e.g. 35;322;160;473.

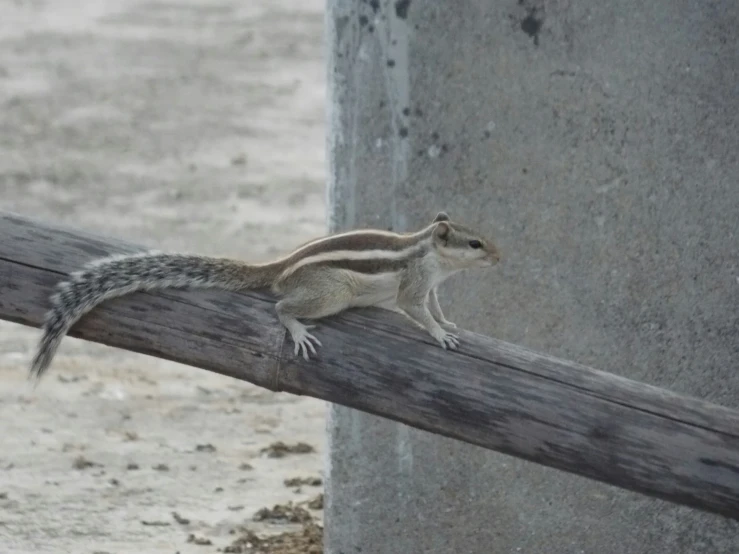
325;0;738;552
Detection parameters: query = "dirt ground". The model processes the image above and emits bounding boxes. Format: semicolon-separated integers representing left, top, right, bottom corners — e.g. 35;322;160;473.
0;1;328;552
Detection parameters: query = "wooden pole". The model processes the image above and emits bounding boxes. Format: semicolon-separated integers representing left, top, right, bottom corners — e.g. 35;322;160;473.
1;210;738;520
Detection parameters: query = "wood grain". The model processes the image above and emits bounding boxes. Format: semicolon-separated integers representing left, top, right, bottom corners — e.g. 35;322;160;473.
1;210;738;520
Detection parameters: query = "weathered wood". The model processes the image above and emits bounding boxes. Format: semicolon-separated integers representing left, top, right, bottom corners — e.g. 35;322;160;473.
2;210;739;520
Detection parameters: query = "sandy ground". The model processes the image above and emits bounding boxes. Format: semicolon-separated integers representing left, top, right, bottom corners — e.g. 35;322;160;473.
0;1;328;552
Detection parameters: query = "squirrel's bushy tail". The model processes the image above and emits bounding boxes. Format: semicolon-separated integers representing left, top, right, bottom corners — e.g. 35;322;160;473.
29;252;275;381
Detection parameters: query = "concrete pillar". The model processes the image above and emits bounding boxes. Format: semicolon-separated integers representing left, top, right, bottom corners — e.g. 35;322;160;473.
324;0;739;552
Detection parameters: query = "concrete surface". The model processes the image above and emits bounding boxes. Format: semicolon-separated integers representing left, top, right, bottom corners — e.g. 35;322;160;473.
324;0;739;552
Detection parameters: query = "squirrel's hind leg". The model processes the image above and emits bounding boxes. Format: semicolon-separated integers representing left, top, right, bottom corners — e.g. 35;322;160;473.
274;268;355;361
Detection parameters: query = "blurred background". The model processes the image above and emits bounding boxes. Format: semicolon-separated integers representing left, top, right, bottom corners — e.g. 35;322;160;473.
1;1;327;552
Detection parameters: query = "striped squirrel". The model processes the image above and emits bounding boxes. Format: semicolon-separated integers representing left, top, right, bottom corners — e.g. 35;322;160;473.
29;211;500;380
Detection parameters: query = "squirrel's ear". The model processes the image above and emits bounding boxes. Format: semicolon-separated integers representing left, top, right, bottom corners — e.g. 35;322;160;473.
433;221;450;242
433;211;450;223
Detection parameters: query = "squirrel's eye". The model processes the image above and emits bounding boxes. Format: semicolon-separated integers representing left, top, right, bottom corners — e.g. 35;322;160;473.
469;240;482;249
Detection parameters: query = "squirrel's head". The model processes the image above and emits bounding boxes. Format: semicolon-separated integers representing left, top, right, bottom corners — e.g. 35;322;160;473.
430;211;501;269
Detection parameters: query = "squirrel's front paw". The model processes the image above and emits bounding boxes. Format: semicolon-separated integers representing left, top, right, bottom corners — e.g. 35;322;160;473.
440;320;458;330
433;330;460;350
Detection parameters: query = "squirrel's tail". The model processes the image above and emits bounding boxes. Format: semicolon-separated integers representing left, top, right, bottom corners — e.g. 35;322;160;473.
29;252;277;381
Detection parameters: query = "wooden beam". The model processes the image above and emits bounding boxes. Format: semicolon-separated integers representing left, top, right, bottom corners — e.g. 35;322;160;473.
2;210;739;520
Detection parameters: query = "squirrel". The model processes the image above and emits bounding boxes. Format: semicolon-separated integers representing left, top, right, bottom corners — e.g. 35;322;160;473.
29;211;501;380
